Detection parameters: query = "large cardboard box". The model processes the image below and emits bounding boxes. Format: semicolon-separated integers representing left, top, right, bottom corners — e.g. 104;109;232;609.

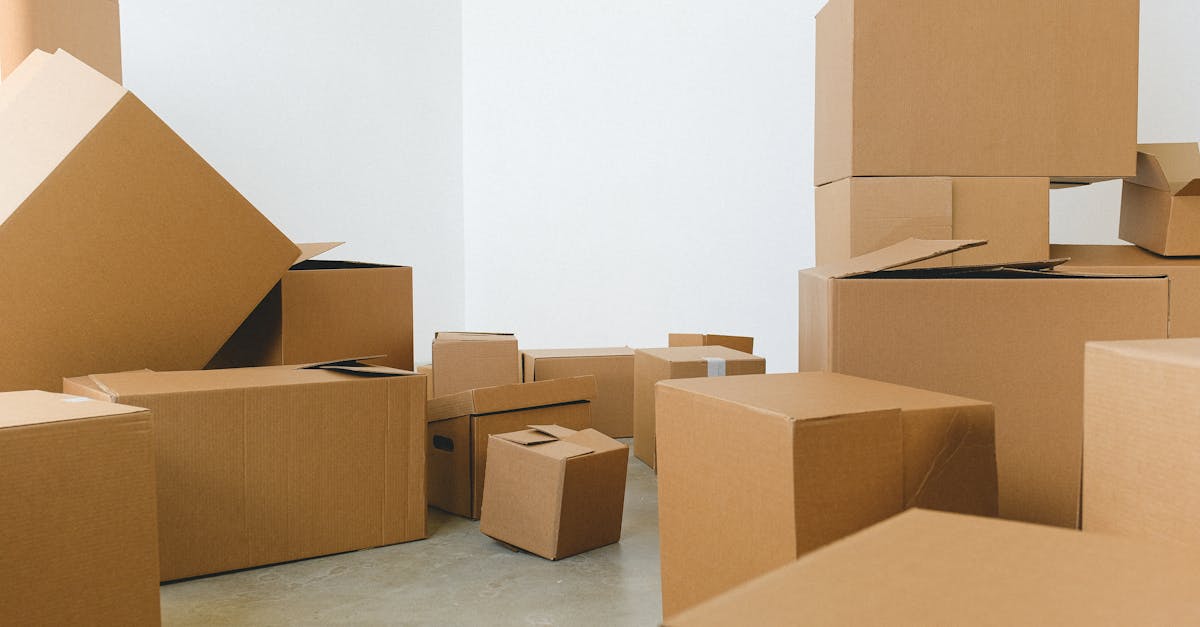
431;332;520;398
799;239;1169;528
208;242;414;370
0;391;159;625
814;0;1138;185
656;372;997;617
0;0;122;82
665;509;1200;626
426;376;595;519
522;347;634;437
480;425;627;560
816;177;1049;266
0;50;298;393
634;346;765;470
64;360;427;581
1083;339;1200;546
667;333;754;354
1120;143;1200;256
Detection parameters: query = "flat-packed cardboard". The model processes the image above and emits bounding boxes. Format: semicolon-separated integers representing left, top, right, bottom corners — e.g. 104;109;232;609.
0;0;122;82
667;333;754;354
522;347;634;437
634;346;765;470
1120;143;1200;255
64;360;427;581
0;391;159;625
799;239;1169;528
816;177;1049;266
0;50;298;393
665;509;1200;626
656;372;997;617
431;332;520;398
208;242;414;371
814;0;1138;185
426;376;596;519
1083;339;1200;546
480;425;627;560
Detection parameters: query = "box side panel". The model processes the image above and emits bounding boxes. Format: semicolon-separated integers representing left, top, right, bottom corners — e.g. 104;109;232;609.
556;448;628;559
1162;198;1200;257
633;353;672;469
950;177;1049;266
427;415;472;518
703;335;755;355
532;355;634;438
813;0;854;185
667;333;705;347
814;179;854;266
1119;183;1173;255
432;338;521;398
797;274;832;372
205;283;284;369
384;376;427;544
1058;260;1200;339
478;439;564;559
902;404;998;516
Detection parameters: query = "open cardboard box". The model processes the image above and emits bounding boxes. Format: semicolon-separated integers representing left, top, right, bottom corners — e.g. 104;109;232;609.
1120;143;1200;255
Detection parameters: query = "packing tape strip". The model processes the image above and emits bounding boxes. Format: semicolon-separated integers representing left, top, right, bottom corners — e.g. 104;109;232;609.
703;357;727;377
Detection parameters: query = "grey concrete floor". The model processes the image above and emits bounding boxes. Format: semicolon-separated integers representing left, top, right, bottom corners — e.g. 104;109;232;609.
161;442;662;626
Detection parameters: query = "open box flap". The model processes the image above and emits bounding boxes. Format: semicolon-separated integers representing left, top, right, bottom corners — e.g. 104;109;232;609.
293;242;345;265
805;239;987;280
1128;144;1200;194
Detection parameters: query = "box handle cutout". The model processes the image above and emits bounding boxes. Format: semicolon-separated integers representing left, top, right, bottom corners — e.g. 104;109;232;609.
433;435;455;452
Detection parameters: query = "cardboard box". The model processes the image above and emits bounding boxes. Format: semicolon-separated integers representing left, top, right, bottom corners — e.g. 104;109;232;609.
427;376;596;519
814;0;1138;185
656;372;997;617
0;0;122;82
665;509;1200;626
0;50;298;393
208;242;414;370
480;425;627;560
431;332;520;398
799;239;1169;528
522;347;634;437
816;177;1049;266
667;333;754;354
0;391;159;625
634;346;765;470
416;363;434;398
1083;339;1200;547
64;360;427;581
1120;143;1200;256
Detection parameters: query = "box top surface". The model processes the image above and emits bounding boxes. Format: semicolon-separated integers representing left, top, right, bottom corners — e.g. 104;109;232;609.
492;425;625;460
636;346;762;363
0;390;145;429
427;376;597;422
523;347;634;359
1130;143;1200;195
1054;244;1200;268
1088;338;1200;369
73;360;414;398
434;332;516;343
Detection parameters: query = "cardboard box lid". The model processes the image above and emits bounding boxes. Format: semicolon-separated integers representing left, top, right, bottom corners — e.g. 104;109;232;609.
493;426;596;460
427;376;597;423
1128;143;1200;196
0;390;145;430
435;332;516;343
636;346;763;364
522;347;634;359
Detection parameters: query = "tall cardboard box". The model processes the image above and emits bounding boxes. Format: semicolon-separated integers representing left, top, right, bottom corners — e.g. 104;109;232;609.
427;376;596;519
208;242;414;370
634;346;765;470
665;509;1200;626
522;347;634;437
656;372;997;617
1120;143;1200;256
0;50;298;393
64;360;427;581
667;333;754;354
0;391;159;625
815;0;1138;184
0;0;122;82
816;177;1049;265
799;239;1169;528
431;332;520;398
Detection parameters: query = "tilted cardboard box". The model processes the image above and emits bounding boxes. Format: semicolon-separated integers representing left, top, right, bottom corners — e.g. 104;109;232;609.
0;50;298;393
667;333;755;355
522;347;634;437
0;391;159;626
656;372;996;617
431;332;520;398
64;360;427;581
427;376;596;519
1120;143;1200;255
799;239;1169;528
0;0;122;82
480;425;627;560
665;509;1200;626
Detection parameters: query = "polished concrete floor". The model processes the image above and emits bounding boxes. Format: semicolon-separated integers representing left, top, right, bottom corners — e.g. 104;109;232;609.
161;443;662;626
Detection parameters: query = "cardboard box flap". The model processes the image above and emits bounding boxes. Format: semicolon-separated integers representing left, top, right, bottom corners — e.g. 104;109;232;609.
528;424;580;439
0;390;145;430
78;361;411;397
1129;144;1200;194
427;375;597;422
522;347;634;359
805;239;986;279
293;242;345;265
637;346;762;363
300;357;413;378
493;427;595;460
435;332;516;342
495;429;561;446
865;259;1069;278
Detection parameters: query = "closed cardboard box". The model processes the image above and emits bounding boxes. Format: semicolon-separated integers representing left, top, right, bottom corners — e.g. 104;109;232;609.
0;391;159;626
432;332;520;398
1120;143;1200;256
0;50;298;393
427;376;595;519
522;347;634;437
815;0;1138;185
656;372;996;617
0;0;122;82
799;239;1169;528
667;333;754;355
64;360;427;581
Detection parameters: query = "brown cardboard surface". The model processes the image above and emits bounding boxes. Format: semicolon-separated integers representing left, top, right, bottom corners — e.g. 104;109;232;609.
667;333;755;354
0;0;122;82
0;390;159;625
656;373;996;617
814;0;1138;185
431;332;520;398
416;364;434;398
666;509;1200;626
522;347;634;437
1120;144;1200;255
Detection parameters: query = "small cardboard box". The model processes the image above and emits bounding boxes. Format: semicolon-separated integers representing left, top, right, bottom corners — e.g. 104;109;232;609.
667;333;754;355
208;242;414;371
816;177;1049;266
0;0;122;82
431;332;520;398
427;376;596;519
800;239;1169;528
0;391;159;626
634;346;765;470
665;509;1200;626
656;372;997;617
480;425;627;560
1120;143;1200;255
64;360;427;582
0;50;298;393
522;348;634;438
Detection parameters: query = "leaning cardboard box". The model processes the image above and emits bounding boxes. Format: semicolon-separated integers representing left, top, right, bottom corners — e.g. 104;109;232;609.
656;372;997;617
0;0;122;82
667;333;755;355
64;360;427;582
427;376;596;519
799;239;1169;529
1120;143;1200;256
0;391;159;626
431;332;521;398
523;347;634;437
